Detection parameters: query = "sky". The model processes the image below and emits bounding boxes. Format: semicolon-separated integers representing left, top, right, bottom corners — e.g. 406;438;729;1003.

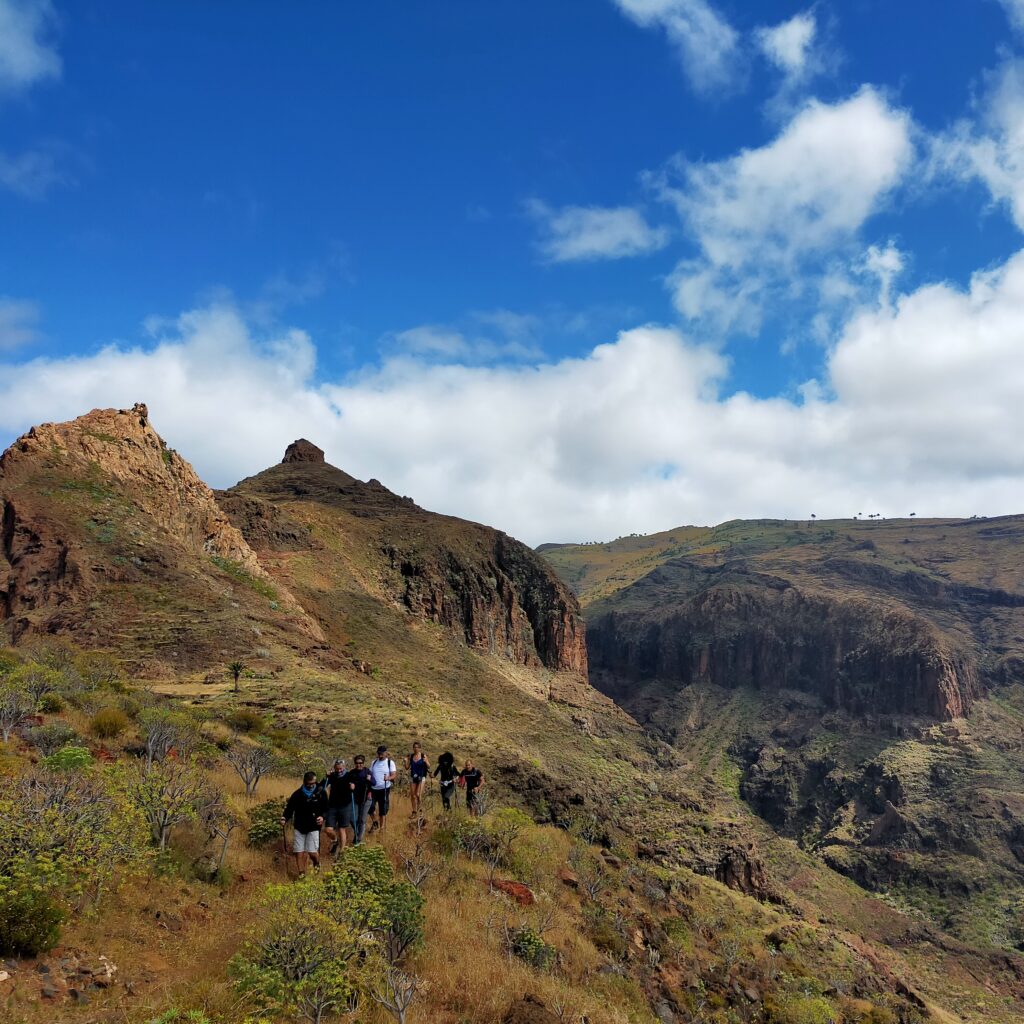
3;0;1024;544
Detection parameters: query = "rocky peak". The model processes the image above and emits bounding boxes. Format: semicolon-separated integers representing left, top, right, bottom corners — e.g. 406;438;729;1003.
282;439;325;464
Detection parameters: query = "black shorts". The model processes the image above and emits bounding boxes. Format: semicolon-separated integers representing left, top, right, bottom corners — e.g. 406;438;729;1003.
326;805;355;829
370;788;391;816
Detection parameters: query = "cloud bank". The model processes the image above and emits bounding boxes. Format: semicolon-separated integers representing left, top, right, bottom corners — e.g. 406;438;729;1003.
5;246;1024;545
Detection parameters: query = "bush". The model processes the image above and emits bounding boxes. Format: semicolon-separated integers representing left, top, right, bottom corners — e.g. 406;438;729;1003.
226;708;265;734
43;746;93;772
765;994;840;1024
27;720;79;755
0;867;65;956
323;845;425;962
38;693;64;714
507;925;556;970
248;799;285;846
91;706;130;738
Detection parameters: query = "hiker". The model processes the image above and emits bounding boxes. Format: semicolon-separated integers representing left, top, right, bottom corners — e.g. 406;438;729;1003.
368;744;397;833
434;750;457;811
344;754;373;845
459;759;484;816
281;770;327;873
407;741;430;816
322;758;351;855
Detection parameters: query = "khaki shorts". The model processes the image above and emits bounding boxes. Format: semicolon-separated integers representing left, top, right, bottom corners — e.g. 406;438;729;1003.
292;829;320;854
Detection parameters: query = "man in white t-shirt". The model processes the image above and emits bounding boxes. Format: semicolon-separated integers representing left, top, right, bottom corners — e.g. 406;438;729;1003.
368;744;397;833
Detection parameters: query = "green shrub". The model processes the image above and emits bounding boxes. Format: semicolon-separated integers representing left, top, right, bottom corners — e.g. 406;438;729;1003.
27;720;79;755
43;746;93;771
589;918;629;958
323;845;425;962
38;693;64;714
230;900;361;1023
91;706;130;738
0;867;65;956
248;799;285;846
226;708;265;734
507;926;556;970
766;994;840;1024
149;1012;215;1024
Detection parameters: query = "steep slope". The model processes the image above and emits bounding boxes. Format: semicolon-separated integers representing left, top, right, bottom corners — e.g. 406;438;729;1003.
219;438;587;683
0;405;323;670
544;517;1024;953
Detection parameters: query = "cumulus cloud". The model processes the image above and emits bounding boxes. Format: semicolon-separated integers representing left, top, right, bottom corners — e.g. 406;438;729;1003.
0;0;60;96
0;297;40;350
4;254;1024;544
612;0;741;94
935;58;1024;230
756;12;816;79
656;87;914;332
527;200;670;262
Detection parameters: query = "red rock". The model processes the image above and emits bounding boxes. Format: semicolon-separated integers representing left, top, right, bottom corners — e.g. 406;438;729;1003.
490;879;535;905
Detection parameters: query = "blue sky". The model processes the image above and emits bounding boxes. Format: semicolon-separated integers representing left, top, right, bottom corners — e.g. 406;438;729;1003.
4;0;1024;543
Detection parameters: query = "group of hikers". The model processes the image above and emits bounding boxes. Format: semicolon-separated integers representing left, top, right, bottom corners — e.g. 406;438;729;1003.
280;741;485;870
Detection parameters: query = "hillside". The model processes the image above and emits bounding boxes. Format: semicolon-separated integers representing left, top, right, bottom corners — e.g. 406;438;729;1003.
543;517;1024;960
1;412;1022;1024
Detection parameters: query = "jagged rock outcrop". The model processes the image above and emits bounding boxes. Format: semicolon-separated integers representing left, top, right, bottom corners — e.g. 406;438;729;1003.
0;405;323;652
587;560;978;720
282;438;325;464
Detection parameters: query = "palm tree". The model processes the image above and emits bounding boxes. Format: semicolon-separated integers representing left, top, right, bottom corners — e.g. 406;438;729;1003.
228;661;245;694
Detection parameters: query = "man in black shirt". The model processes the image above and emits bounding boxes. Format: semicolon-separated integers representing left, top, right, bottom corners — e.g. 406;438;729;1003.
323;758;350;856
281;771;327;873
459;759;484;817
343;755;373;845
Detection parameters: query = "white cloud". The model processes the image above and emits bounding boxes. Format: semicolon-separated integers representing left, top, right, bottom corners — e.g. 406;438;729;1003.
387;309;544;363
527;200;670;262
0;147;67;198
999;0;1024;32
612;0;741;93
657;87;914;331
4;258;1024;544
0;0;60;96
0;297;40;350
756;12;816;78
934;58;1024;231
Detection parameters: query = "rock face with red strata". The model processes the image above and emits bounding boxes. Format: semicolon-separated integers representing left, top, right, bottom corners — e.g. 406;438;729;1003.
0;405;322;660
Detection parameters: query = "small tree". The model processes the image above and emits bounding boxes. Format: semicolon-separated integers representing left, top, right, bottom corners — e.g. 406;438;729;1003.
225;740;277;797
0;681;35;742
140;708;197;768
119;757;206;849
568;845;608;901
8;663;60;706
198;791;242;876
369;965;419;1024
228;661;245;693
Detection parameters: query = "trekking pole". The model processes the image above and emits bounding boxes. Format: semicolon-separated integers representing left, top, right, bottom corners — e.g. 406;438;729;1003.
281;821;290;878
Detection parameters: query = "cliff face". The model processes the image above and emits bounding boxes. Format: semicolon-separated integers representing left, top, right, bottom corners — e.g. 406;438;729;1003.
587;560;979;720
223;440;588;678
384;530;587;674
0;405;323;658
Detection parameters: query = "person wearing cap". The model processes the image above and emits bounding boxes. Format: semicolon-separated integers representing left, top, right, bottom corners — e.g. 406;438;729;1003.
368;744;397;833
322;757;350;855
